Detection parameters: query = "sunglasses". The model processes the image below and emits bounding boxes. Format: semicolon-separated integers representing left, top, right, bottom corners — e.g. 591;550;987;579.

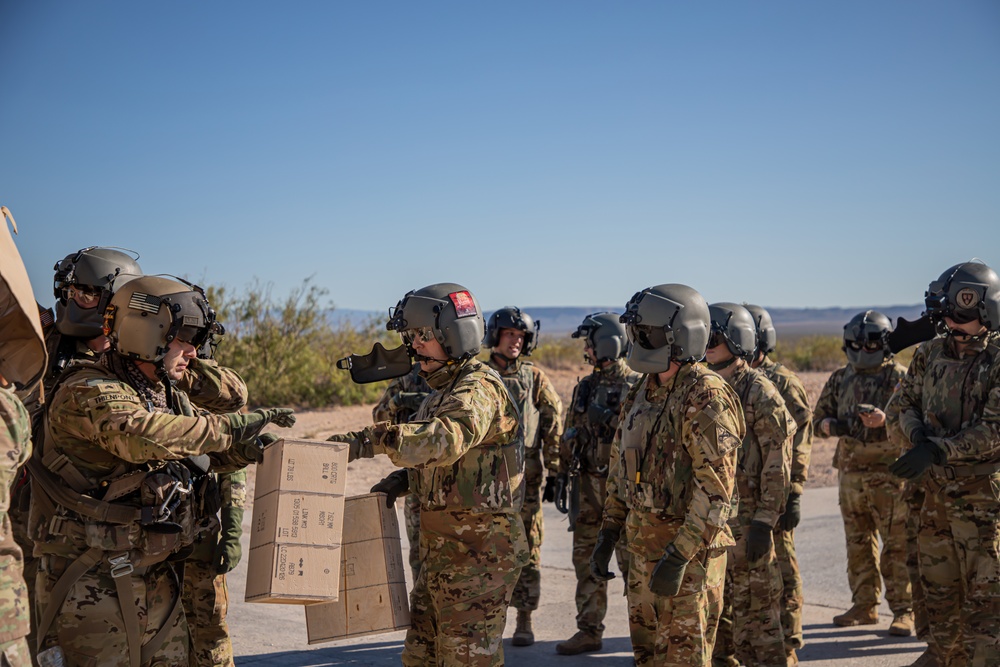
401;327;435;346
846;340;883;352
64;286;102;307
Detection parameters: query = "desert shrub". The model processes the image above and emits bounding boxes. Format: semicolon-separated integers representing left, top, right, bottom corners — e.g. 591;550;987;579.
774;335;915;372
528;335;583;370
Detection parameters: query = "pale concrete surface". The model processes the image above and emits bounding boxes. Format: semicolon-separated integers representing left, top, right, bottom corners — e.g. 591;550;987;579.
229;485;925;665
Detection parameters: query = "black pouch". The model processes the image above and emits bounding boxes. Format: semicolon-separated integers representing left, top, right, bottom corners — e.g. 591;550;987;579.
337;342;413;384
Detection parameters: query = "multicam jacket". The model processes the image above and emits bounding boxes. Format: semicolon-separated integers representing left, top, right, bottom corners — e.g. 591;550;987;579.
725;361;794;529
758;356;814;496
813;359;907;473
897;333;1000;467
0;387;31;645
375;359;524;514
603;363;745;562
486;356;563;474
372;367;433;424
562;359;640;476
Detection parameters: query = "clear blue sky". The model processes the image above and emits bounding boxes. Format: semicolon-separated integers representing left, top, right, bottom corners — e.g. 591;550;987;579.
2;1;997;314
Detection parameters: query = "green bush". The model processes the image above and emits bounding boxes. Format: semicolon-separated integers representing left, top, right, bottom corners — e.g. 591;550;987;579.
526;335;583;370
774;335;915;372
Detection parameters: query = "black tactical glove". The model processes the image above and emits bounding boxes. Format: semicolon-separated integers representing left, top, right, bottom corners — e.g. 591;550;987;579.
370;470;409;508
394;391;428;414
780;493;802;531
889;429;945;480
542;475;558;503
746;520;774;562
231;432;280;465
214;507;244;574
226;408;295;444
590;528;620;581
649;544;689;596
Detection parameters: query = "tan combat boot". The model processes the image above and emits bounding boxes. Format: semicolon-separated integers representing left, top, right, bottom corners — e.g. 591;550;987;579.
832;604;879;627
512;610;534;647
555;630;603;655
889;611;914;637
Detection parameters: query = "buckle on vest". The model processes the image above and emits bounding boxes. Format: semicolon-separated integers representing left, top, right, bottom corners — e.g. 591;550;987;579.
108;553;134;578
941;465;957;481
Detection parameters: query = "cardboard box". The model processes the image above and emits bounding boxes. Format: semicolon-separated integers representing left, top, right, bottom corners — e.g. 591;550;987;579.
305;493;411;643
249;492;346;549
246;438;349;604
254;438;349;497
245;543;343;603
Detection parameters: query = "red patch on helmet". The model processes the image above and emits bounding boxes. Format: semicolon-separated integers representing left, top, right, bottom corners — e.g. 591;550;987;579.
449;291;478;318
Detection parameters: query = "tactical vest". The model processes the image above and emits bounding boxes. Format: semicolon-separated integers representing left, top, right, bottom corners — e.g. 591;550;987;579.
617;373;700;518
830;362;903;472
494;360;541;450
572;362;634;471
408;361;524;513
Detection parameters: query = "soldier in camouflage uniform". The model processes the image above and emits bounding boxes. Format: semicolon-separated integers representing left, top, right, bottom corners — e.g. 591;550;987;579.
554;312;638;655
706;304;794;667
890;262;1000;667
371;366;432;581
814;311;912;635
746;304;814;654
1;205;48;666
333;283;528;667
29;276;293;667
483;306;563;647
595;284;746;667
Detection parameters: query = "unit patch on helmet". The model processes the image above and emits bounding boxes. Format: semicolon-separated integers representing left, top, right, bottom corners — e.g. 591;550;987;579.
128;292;162;314
449;291;478;318
956;288;980;309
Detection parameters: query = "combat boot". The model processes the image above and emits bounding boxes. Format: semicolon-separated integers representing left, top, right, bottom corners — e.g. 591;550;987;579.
786;648;799;666
888;611;914;637
555;629;603;655
832;604;879;627
512;610;534;647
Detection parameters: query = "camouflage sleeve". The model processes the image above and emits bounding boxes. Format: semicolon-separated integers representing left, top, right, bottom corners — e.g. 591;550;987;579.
884;385;907;452
1;388;32;518
219;468;248;510
380;374;508;468
48;379;233;463
779;371;813;495
939;359;1000;460
672;380;744;560
372;377;403;423
896;344;929;443
811;368;843;431
751;386;794;527
601;379;643;533
177;358;249;413
532;367;564;475
559;380;585;472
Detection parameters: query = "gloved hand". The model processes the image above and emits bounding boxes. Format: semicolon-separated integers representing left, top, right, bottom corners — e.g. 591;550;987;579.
214;507;244;574
394;392;428;414
649;544;689;596
554;472;569;514
542;475;558;503
590;528;620;581
328;428;377;462
889;428;945;480
226;408;295;444
746;520;774;562
780;493;801;531
231;432;279;465
588;403;615;428
370;471;409;507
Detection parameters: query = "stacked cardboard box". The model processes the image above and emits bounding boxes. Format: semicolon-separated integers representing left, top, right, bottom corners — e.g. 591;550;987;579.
305;493;411;642
245;438;349;604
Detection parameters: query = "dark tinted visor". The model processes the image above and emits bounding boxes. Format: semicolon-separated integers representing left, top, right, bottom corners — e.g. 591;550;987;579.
627;323;670;350
707;331;727;349
176;324;210;347
950;308;980;324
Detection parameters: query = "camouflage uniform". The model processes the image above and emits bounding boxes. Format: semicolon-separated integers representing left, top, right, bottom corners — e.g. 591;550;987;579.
604;364;745;667
896;333;1000;666
1;387;33;665
366;358;528;667
176;359;249;667
757;356;812;651
486;356;563;613
371;367;433;581
31;357;244;667
561;358;638;637
713;361;793;667
814;360;912;618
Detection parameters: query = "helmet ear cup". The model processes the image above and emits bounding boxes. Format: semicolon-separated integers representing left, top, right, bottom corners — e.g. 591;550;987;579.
744;304;777;355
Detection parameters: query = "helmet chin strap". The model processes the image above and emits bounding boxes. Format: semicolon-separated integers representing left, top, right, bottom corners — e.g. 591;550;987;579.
491;351;517;367
707;356;739;372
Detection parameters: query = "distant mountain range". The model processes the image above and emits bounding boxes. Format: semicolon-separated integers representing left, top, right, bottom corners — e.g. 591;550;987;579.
329;305;926;338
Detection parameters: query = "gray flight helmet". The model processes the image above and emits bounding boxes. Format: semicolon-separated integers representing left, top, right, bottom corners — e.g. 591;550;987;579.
484;306;540;356
53;246;142;338
708;302;758;362
620;283;711;374
387;282;485;362
843;310;892;370
924;261;1000;332
572;312;627;363
744;304;777;355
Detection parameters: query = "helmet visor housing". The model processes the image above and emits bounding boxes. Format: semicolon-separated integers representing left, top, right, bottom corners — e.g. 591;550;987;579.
621;284;710;374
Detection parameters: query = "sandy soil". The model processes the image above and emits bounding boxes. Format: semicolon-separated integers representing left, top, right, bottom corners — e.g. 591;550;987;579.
249;364;838;499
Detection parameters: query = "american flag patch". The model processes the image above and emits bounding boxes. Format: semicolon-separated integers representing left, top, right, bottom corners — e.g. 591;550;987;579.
128;292;161;314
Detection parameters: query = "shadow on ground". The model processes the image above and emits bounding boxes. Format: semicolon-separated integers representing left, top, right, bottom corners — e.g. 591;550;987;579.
798;623;924;663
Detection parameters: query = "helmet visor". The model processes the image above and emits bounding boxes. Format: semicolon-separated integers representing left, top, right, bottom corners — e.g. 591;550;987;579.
627;323;671;351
